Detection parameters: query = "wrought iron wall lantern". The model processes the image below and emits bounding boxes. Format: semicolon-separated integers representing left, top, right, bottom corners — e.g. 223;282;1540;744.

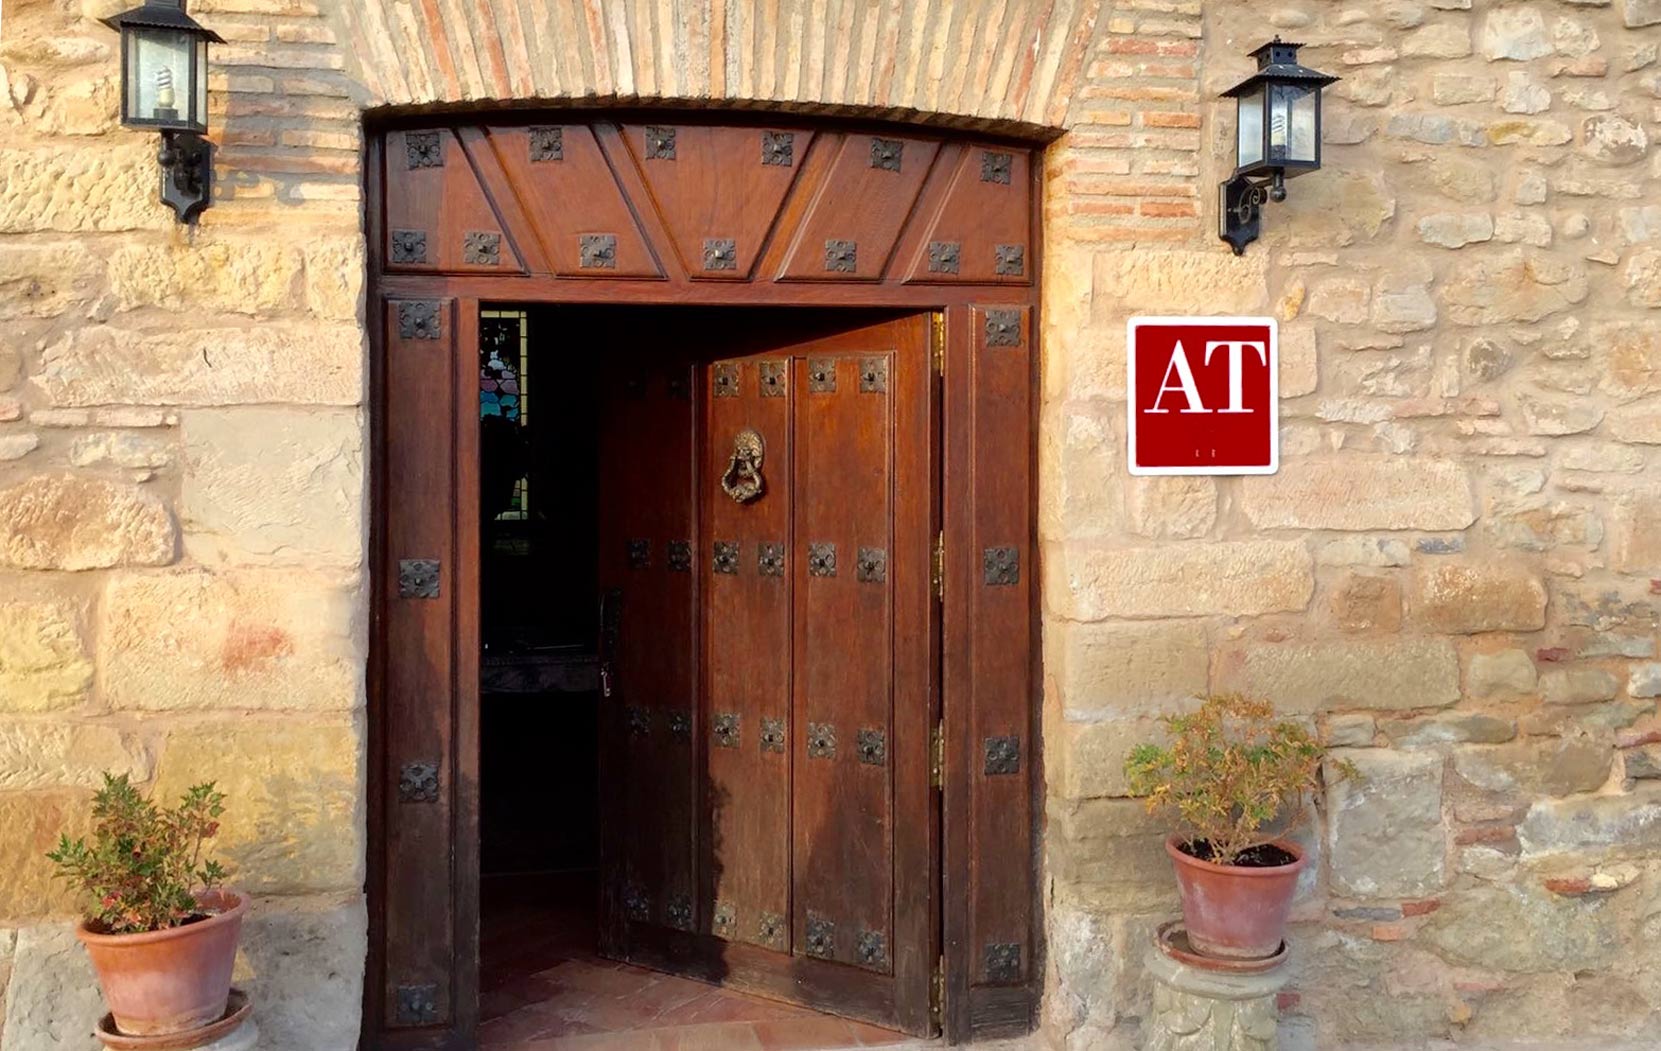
101;0;224;223
1218;38;1338;255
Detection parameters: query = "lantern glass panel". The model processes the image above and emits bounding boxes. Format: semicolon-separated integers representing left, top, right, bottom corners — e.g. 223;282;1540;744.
1269;82;1318;165
194;36;208;127
1236;86;1264;170
127;27;194;127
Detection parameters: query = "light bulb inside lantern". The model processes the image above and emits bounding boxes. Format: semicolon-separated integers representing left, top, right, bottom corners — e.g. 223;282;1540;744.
155;66;176;111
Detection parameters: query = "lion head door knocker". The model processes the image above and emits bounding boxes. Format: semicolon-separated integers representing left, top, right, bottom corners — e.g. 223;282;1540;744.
721;428;766;504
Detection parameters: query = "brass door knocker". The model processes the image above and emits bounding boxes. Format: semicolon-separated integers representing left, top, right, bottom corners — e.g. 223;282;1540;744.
721;428;765;504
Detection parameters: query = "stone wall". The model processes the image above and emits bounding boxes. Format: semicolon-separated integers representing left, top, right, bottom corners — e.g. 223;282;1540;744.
0;0;369;1046
0;0;1658;1048
1040;1;1661;1048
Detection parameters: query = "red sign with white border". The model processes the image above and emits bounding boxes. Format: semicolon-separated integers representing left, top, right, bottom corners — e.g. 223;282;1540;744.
1127;315;1279;476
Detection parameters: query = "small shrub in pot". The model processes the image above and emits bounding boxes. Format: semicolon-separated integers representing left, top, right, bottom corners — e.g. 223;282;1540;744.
48;774;246;1036
1125;693;1354;960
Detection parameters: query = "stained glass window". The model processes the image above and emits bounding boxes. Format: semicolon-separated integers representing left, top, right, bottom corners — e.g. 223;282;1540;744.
480;309;530;521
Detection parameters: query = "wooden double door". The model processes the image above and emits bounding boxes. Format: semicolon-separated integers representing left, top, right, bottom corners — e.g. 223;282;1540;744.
595;313;939;1034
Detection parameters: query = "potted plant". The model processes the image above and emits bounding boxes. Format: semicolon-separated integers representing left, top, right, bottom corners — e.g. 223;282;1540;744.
47;773;244;1037
1125;693;1353;960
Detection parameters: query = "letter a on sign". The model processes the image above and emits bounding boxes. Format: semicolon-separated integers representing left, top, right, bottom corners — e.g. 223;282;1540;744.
1126;316;1278;475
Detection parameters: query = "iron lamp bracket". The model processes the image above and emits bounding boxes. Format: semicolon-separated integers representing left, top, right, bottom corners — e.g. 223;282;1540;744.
158;129;212;223
1218;171;1286;256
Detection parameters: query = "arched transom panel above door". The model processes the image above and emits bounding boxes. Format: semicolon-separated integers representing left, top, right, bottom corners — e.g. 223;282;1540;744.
379;123;1035;288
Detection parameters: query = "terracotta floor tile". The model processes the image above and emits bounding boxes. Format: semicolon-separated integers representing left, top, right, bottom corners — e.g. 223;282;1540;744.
653;1021;767;1051
480;871;911;1051
750;1016;863;1050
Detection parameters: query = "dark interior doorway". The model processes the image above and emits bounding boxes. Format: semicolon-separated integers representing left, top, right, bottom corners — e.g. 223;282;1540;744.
473;303;931;1049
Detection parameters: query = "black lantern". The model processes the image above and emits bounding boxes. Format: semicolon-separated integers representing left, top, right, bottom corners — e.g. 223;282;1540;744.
1218;38;1338;255
101;0;224;222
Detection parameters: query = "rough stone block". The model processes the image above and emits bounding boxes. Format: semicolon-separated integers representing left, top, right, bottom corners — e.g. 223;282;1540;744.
0;600;93;712
1597;323;1661;400
0;723;150;791
1468;648;1539;698
1425;883;1618;973
302;237;367;323
1482;8;1554;60
1610;405;1661;444
1040;402;1122;541
1241;458;1474;531
105;239;305;317
1611;496;1661;573
153;720;364;895
1409;563;1547;633
1092;250;1268;316
1380;711;1516;747
1541;667;1620;705
1442;251;1588;325
0;923;103;1051
1329;572;1402;633
1124;476;1216;540
0;242;104;320
0;794;90;918
180;408;364;569
1453;735;1614;796
1044;899;1120;1044
0;475;176;570
1316;536;1411;567
1326;749;1446;898
102;568;361;713
1047;798;1177;913
1049;620;1208;720
1629;663;1661;698
236;895;367;1051
1047;541;1313;620
34;324;363;408
1216;638;1461;713
1626;0;1661;26
1519;788;1661;857
0;143;161;233
1417;212;1493;248
1054;716;1176;800
1279;170;1396;248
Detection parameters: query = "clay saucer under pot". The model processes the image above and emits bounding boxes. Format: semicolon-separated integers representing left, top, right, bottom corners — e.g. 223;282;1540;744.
1156;921;1288;974
95;989;251;1051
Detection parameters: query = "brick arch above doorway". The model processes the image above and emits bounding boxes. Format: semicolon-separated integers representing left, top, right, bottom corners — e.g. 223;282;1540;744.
323;0;1102;132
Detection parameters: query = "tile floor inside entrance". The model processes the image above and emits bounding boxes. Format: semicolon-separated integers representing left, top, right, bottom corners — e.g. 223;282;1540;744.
480;873;918;1050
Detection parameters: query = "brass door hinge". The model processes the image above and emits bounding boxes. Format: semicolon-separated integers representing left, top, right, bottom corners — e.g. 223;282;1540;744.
931;531;944;602
930;312;946;375
930;720;944;789
931;956;945;1025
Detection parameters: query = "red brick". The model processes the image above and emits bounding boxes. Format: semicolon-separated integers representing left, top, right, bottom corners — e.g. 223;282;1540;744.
1371;923;1408;941
1401;899;1441;917
1141;200;1198;218
1544;877;1592;896
1536;646;1574;663
1455;825;1515;846
1142;111;1202;129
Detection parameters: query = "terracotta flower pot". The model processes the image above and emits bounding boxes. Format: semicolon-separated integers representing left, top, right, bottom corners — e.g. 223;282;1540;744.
1165;835;1304;960
76;889;246;1036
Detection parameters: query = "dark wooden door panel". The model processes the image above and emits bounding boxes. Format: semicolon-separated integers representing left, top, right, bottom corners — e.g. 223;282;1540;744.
596;349;699;948
594;314;938;1036
704;354;794;950
380;297;459;1032
383;130;524;275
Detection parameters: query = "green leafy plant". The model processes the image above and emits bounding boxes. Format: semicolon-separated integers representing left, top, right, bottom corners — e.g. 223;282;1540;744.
1124;693;1355;866
47;774;228;935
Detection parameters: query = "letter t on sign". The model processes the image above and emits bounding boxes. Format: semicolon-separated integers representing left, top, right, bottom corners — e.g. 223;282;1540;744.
1126;316;1279;475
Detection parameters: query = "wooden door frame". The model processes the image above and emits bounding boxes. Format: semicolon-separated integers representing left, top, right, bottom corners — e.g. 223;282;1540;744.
363;113;1045;1050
